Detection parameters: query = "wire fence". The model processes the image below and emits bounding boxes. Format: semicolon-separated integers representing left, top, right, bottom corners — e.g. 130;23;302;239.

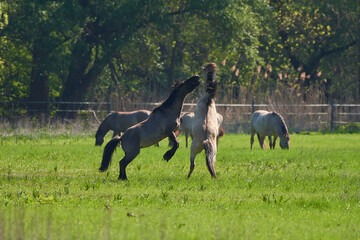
1;101;359;133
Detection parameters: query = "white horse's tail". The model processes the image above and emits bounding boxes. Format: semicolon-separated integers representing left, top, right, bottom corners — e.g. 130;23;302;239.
203;139;217;178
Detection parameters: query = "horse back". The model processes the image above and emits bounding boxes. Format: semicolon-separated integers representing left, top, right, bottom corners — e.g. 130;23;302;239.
251;110;287;136
110;110;150;131
251;110;271;134
134;110;151;122
192;96;219;140
126;111;178;148
180;112;195;133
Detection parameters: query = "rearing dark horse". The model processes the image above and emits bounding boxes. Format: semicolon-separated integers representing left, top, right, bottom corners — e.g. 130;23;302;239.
99;75;200;180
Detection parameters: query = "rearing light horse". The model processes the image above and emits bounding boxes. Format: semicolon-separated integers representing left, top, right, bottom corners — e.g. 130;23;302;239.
188;62;219;178
250;110;290;149
99;75;200;180
95;110;151;146
180;112;224;148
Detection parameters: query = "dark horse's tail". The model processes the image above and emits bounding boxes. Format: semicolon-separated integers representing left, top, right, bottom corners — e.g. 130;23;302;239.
99;136;122;172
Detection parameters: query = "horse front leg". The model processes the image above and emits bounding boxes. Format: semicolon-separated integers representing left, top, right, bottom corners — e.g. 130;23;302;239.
268;135;273;149
273;136;278;149
250;131;255;149
163;131;179;162
112;130;121;138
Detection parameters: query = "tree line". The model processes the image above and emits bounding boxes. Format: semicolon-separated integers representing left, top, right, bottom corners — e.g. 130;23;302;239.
0;0;359;116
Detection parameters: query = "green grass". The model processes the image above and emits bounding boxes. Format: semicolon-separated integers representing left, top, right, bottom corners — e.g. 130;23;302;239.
0;133;359;239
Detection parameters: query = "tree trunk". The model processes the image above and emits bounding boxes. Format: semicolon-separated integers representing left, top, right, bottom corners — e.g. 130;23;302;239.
28;44;49;115
61;40;93;102
61;40;112;118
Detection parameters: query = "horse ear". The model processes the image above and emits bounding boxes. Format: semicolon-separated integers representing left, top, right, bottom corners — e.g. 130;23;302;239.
172;81;182;89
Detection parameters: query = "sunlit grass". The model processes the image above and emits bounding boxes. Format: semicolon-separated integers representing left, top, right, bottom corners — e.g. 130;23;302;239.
0;133;359;239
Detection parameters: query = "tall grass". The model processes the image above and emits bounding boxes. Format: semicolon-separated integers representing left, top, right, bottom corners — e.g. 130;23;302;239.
0;133;359;239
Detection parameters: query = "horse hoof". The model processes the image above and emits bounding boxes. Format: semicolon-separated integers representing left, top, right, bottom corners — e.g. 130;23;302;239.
118;175;128;181
163;153;172;162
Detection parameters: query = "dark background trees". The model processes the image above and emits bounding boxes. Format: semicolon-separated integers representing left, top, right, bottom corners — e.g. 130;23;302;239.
0;0;358;116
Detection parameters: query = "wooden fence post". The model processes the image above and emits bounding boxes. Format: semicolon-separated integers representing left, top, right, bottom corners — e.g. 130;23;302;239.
252;99;255;113
330;100;335;131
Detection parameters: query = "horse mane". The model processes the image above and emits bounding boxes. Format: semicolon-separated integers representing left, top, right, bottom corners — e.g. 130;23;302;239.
271;111;289;137
153;80;184;113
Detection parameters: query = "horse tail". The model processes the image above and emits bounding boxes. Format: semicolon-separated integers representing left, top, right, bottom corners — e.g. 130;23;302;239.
204;62;218;105
206;75;218;105
203;139;217;178
99;136;122;172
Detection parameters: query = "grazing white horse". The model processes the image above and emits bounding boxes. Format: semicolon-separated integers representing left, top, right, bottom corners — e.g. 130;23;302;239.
180;112;224;148
250;110;290;149
188;62;219;178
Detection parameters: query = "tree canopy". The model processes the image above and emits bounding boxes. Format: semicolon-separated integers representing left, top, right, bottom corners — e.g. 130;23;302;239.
0;0;358;115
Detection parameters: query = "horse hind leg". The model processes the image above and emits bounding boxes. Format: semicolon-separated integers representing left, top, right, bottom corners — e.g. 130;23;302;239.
203;140;217;178
257;133;266;149
250;131;255;149
118;150;139;180
268;135;273;149
273;136;278;149
188;140;202;178
118;140;140;180
112;130;121;138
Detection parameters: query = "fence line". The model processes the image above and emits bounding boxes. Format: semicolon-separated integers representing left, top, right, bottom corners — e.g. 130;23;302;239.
0;101;359;132
3;100;359;107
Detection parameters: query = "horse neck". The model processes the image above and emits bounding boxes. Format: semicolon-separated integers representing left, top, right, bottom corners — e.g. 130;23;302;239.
274;115;288;137
96;118;111;138
170;94;186;116
164;91;187;116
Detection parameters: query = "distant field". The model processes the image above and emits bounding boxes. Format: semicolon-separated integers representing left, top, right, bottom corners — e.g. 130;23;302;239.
0;133;359;239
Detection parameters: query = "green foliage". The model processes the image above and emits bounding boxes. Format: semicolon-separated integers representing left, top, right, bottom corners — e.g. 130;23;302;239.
0;0;358;110
333;123;360;134
260;0;359;100
0;133;359;239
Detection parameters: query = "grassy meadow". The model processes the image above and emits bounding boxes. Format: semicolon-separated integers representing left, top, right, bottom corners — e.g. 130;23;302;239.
0;132;359;239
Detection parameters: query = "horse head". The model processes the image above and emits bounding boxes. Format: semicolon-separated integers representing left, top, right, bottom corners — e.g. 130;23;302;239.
95;132;104;146
280;133;290;149
177;75;200;94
